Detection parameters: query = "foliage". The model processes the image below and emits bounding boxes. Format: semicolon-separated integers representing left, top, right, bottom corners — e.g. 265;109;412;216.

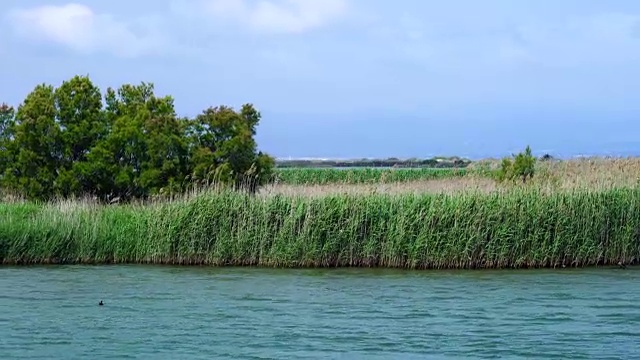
498;145;536;183
5;84;61;200
187;104;273;193
1;187;639;268
0;76;274;201
0;103;15;180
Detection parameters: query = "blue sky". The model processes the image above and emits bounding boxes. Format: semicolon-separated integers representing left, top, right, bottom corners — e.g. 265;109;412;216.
1;0;639;159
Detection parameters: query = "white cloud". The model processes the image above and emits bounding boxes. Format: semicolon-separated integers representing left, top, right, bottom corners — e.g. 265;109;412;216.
7;3;166;58
201;0;349;34
510;12;640;67
388;11;640;70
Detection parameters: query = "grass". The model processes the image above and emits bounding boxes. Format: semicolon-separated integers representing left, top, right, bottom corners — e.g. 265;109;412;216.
271;167;469;185
2;157;640;269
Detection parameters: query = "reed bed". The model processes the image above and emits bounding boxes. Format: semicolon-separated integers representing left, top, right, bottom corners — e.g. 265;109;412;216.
261;157;640;198
260;177;498;198
267;157;640;195
272;167;468;185
470;157;640;189
2;187;639;268
537;157;640;190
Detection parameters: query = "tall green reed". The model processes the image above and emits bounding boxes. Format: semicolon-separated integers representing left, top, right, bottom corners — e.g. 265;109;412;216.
1;187;639;268
272;168;468;185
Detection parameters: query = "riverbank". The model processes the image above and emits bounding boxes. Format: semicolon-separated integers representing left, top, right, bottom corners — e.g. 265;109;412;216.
2;186;639;268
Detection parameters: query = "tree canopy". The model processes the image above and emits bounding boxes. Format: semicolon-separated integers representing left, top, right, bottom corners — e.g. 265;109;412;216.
0;75;274;201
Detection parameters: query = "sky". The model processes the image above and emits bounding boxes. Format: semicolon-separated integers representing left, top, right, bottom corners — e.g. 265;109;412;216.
1;0;639;159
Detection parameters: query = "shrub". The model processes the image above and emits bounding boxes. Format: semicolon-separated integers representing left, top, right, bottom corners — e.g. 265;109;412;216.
499;145;536;183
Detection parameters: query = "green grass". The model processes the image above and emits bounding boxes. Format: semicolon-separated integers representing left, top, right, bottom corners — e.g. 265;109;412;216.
272;168;470;185
2;187;639;268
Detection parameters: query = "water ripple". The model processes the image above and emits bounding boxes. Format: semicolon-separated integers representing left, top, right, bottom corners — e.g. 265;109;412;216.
1;266;640;358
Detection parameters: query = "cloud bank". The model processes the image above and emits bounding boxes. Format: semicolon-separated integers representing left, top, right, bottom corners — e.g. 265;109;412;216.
8;3;166;58
202;0;349;34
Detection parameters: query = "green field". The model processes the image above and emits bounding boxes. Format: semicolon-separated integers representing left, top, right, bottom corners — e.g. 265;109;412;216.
2;186;638;268
274;157;471;169
271;168;470;185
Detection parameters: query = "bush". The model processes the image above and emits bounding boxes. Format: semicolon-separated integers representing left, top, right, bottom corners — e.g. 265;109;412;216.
498;146;536;183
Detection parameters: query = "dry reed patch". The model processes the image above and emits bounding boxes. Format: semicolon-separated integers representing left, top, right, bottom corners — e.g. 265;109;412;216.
259;176;498;197
48;197;101;213
0;189;25;204
536;157;640;190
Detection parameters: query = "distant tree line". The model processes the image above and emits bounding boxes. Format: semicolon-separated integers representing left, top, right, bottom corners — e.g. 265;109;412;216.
276;157;471;169
0;75;274;202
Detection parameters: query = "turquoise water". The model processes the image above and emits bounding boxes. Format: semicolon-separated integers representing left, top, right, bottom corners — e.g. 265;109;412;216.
1;266;639;359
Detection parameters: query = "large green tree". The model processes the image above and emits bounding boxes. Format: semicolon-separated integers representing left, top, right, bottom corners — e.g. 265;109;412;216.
1;76;274;201
137;88;189;196
5;85;62;199
188;104;274;192
82;82;190;201
54;75;107;197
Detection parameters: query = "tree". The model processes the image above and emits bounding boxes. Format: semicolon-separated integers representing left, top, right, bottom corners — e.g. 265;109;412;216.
82;83;157;201
1;75;274;201
80;82;191;201
0;103;15;181
54;75;107;197
5;84;62;199
138;92;189;196
498;145;536;184
187;104;274;192
0;103;13;138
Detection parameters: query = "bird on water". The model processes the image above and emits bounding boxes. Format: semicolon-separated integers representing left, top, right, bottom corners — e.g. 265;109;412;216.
618;262;627;270
99;300;104;306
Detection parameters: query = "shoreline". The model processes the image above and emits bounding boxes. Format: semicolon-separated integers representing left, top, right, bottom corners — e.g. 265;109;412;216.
0;262;635;270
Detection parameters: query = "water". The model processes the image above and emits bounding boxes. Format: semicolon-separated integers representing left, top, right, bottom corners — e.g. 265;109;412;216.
1;266;639;359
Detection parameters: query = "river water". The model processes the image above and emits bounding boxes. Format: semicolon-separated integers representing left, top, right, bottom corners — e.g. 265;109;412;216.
1;266;639;359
